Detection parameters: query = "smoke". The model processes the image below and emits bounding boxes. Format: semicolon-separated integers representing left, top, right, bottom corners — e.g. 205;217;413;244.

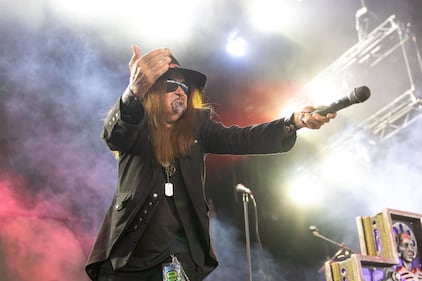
294;118;422;253
0;174;89;280
0;0;121;198
0;2;124;280
209;217;306;281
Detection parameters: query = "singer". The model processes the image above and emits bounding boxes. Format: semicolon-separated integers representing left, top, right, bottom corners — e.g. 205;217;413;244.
85;45;336;281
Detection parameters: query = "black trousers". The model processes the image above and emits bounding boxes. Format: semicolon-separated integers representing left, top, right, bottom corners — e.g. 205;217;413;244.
98;254;201;281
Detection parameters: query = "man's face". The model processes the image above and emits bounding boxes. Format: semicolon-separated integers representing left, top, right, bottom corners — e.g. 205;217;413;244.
399;235;417;263
156;72;190;125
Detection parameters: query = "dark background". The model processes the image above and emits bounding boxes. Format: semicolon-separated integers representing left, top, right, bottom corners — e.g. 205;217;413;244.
1;0;422;280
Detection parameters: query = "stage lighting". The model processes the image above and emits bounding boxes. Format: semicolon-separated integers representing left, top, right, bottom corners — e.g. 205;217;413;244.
226;35;248;57
287;173;322;206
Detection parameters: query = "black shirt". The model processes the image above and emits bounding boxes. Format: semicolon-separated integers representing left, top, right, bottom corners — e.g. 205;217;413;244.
124;160;204;271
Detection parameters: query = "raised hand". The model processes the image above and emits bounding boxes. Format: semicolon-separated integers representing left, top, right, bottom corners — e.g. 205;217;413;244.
128;45;172;98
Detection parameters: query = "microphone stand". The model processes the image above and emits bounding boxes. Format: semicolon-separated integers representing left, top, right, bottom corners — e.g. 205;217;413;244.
242;192;253;281
312;230;351;250
311;229;354;273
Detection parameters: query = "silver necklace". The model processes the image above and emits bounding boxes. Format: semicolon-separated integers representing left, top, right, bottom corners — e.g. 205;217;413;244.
164;162;176;178
163;162;176;197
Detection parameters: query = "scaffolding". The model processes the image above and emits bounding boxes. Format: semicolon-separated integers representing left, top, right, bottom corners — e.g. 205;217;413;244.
313;14;422;145
356;15;422;142
361;89;422;141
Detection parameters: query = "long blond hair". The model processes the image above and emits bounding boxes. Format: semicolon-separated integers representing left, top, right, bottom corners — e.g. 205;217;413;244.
144;87;210;165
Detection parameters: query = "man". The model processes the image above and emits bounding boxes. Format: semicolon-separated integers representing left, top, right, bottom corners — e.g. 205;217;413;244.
395;232;422;280
85;46;336;281
381;232;422;281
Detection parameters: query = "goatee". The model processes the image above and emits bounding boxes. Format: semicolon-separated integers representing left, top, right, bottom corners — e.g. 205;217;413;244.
171;100;186;114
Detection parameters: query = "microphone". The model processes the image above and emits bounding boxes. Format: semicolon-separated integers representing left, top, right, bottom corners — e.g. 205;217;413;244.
309;225;319;232
236;183;252;194
313;86;371;116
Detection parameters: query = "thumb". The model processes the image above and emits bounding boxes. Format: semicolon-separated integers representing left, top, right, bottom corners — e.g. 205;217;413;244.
129;44;141;68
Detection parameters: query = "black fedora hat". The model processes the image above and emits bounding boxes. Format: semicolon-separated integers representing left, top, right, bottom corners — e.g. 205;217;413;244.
165;55;207;91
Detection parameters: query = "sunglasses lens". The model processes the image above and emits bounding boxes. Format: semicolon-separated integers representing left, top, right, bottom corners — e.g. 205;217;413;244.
181;83;190;95
166;81;179;93
166;80;190;95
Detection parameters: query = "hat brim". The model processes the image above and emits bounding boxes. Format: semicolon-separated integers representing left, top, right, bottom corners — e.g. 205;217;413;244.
167;68;207;91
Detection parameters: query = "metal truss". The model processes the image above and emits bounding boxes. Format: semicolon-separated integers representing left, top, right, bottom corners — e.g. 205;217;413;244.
309;15;413;88
360;89;422;142
314;14;422;157
356;14;422;143
322;14;422;144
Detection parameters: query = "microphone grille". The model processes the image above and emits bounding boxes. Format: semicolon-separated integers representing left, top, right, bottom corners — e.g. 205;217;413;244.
309;225;319;232
351;86;371;103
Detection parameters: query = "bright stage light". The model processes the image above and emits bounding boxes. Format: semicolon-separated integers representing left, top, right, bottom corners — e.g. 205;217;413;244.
226;34;248;57
128;0;197;42
318;139;373;189
248;0;301;33
48;0;201;43
320;151;356;183
277;79;343;121
287;174;322;206
304;80;340;106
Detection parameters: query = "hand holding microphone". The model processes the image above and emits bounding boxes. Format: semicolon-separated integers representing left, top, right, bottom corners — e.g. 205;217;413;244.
294;86;371;129
294;106;336;129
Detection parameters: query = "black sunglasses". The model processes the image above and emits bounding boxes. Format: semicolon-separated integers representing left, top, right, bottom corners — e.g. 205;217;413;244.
166;79;191;95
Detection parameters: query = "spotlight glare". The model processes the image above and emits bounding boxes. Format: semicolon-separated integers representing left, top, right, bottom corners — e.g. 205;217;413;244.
226;36;248;57
249;0;300;33
287;176;321;206
305;81;340;105
49;0;199;43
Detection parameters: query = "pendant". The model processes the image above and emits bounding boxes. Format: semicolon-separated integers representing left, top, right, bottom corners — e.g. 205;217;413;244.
163;255;182;281
165;182;174;197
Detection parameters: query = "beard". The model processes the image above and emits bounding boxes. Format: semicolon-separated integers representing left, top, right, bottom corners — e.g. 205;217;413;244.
171;99;186;114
